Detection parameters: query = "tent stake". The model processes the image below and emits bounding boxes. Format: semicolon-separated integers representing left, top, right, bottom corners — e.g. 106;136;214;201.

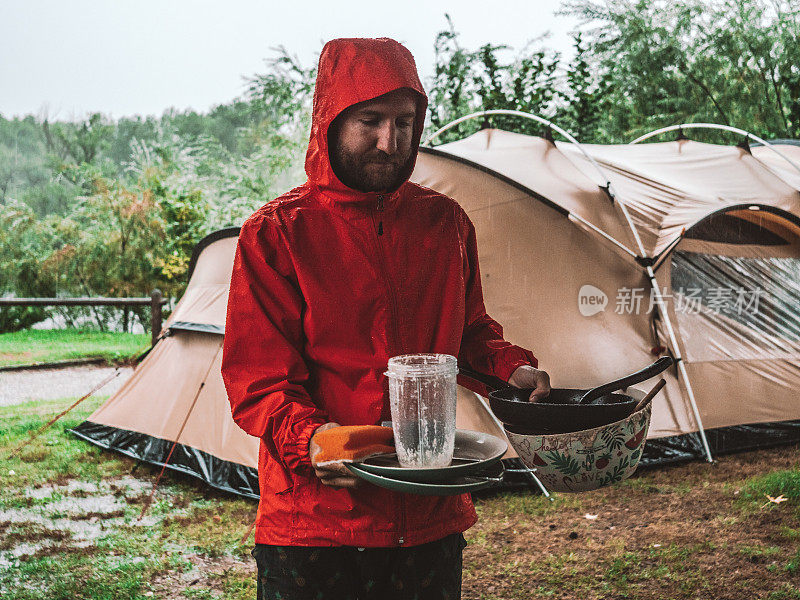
7;369;121;460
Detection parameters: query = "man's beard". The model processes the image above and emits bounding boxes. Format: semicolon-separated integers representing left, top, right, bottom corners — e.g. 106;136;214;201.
331;148;412;192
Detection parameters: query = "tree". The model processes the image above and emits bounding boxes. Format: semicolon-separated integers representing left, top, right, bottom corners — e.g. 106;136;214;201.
428;15;475;141
562;0;800;142
44;112;113;165
244;46;315;133
426;16;561;143
0;201;57;331
562;33;609;141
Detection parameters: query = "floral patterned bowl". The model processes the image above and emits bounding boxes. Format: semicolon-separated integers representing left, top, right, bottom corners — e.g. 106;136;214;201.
505;389;651;493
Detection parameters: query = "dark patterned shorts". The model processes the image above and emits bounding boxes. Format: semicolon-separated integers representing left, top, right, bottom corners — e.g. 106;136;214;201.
252;533;467;600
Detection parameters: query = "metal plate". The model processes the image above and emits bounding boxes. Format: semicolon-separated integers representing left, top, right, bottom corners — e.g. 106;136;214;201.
346;460;504;496
354;429;507;482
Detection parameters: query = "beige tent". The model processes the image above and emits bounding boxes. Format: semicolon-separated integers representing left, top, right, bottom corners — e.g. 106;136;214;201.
414;126;800;464
72;127;800;497
72;229;264;497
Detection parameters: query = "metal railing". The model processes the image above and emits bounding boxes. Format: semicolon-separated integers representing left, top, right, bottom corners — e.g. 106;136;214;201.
0;289;167;346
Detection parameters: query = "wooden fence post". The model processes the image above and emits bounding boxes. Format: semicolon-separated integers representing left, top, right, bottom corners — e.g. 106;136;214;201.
150;289;163;346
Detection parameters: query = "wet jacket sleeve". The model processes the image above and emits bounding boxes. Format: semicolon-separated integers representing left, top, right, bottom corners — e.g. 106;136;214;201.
221;212;328;474
457;207;538;383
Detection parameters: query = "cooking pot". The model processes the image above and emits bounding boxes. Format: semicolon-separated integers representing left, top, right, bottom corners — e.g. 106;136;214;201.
459;357;673;434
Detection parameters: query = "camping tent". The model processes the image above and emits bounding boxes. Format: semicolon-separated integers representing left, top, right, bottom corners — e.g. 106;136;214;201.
72;128;800;499
71;228;263;497
413;128;800;465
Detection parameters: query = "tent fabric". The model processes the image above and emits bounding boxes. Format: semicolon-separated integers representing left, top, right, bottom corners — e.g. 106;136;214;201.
80;330;259;467
164;235;238;332
71;232;263;497
639;419;800;467
413;130;800;446
72;131;800;500
422;130;639;256
413;147;691;439
556;139;800;258
669;250;800;363
71;420;260;499
751;143;800;191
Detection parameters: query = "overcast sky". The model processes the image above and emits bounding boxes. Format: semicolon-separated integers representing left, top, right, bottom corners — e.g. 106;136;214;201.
1;0;581;121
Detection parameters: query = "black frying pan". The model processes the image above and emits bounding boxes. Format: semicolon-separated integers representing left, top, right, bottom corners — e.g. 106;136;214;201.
459;357;673;435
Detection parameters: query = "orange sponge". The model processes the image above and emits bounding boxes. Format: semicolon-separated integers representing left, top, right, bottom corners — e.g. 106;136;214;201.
312;425;395;466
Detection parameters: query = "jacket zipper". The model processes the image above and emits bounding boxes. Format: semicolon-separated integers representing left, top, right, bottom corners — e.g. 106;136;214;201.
371;194;403;355
376;194;384;236
371;194;406;545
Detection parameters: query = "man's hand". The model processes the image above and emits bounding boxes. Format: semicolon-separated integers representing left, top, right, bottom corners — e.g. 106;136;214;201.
309;422;362;489
508;365;551;402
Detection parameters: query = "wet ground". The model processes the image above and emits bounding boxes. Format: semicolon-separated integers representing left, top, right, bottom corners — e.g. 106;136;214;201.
0;365;133;406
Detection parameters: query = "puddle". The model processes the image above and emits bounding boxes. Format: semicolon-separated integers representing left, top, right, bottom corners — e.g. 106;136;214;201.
2;476;187;562
46;494;125;514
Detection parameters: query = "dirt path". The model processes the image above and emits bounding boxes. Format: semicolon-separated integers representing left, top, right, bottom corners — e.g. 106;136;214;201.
0;365;133;406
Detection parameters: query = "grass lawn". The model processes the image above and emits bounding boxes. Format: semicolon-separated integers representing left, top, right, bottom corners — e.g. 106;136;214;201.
1;396;799;599
0;329;150;367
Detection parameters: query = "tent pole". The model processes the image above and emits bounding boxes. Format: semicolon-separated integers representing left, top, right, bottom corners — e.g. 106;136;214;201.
428;111;717;465
561;131;714;463
645;266;714;463
609;189;648;260
424;109;645;264
567;145;714;464
563;190;714;463
629;123;800;177
423;110;615;191
568;214;638;259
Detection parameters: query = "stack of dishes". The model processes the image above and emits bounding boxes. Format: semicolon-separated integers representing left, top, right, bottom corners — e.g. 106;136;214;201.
458;358;671;493
346;429;508;496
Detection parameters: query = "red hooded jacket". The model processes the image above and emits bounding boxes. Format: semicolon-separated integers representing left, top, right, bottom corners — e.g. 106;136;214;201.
221;38;537;547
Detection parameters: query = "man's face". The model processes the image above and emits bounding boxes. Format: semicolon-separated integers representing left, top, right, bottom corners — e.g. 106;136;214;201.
328;89;418;193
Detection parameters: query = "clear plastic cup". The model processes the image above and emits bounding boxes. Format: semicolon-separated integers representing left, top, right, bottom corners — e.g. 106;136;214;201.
385;354;458;468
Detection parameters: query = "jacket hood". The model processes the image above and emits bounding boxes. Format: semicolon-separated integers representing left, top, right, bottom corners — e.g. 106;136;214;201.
305;38;428;202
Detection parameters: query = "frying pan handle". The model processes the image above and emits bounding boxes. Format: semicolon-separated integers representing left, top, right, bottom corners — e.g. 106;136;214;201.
457;365;511;394
579;356;674;404
470;461;506;484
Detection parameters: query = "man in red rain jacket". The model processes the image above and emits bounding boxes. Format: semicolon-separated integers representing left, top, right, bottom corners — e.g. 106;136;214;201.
221;37;550;599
